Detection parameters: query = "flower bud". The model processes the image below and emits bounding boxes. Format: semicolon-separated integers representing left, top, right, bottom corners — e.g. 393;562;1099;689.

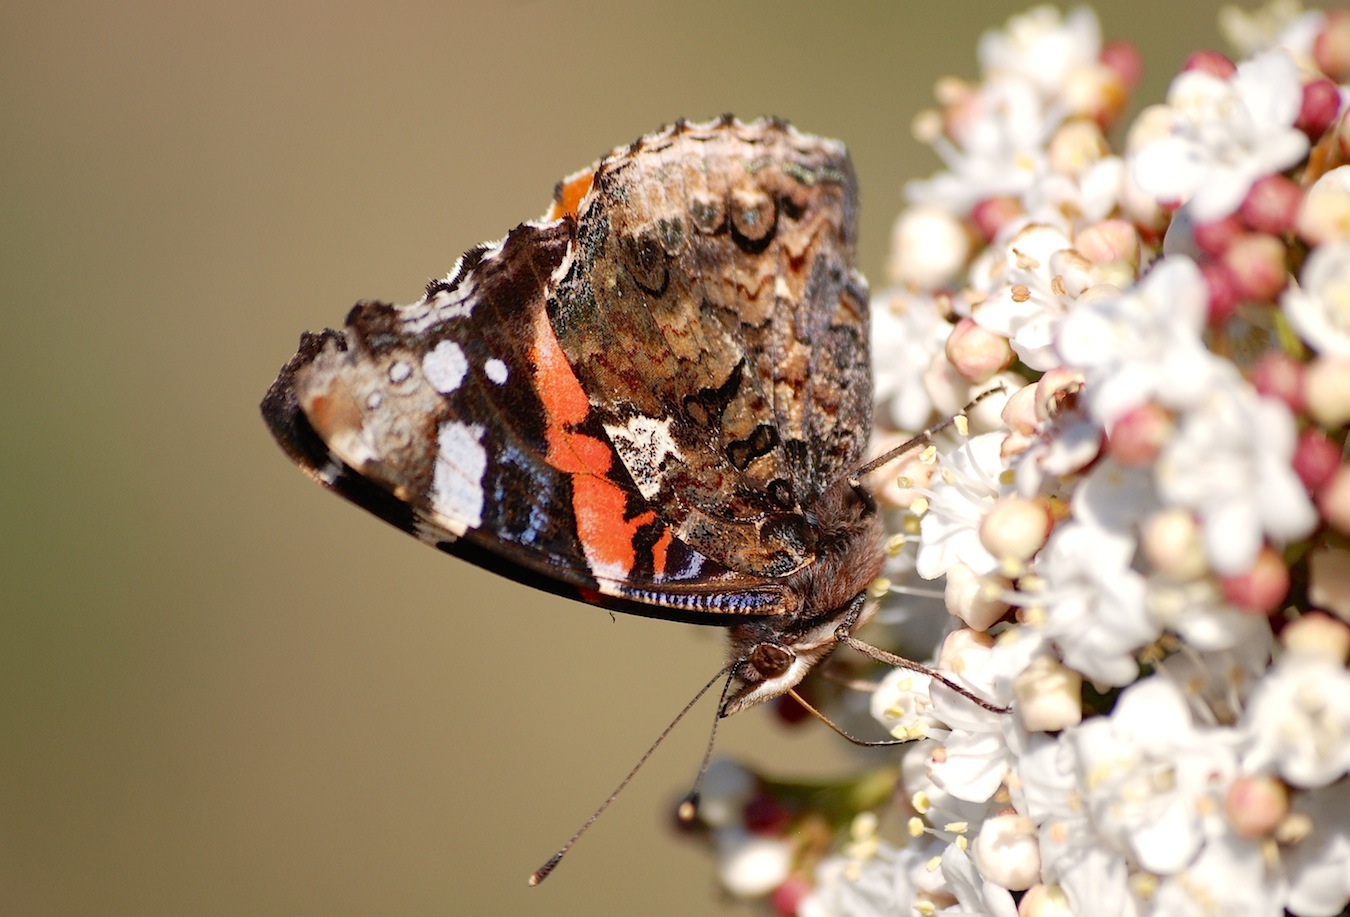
1222;232;1288;302
1293;428;1340;492
1318;464;1350;535
1224;774;1289;839
971;813;1040;891
1239;174;1302;235
1141;509;1208;581
1315;10;1350;82
980;495;1053;566
1181;50;1236;79
1217;545;1291;615
1282;611;1350;663
1107;403;1173;466
1013;655;1083;732
889;205;972;289
1297;78;1342;140
947;317;1014;384
1305;358;1350;426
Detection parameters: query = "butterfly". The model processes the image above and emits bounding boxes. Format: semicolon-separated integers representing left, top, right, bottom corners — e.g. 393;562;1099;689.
260;116;1002;736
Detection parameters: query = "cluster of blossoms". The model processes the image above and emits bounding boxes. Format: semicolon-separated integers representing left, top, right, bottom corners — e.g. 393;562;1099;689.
686;5;1350;916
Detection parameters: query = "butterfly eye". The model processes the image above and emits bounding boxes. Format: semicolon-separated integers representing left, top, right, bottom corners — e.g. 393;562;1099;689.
747;643;794;678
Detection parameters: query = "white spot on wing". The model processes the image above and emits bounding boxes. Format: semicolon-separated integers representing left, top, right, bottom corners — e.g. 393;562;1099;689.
603;414;681;500
422;340;468;394
484;358;508;384
389;361;413;384
432;421;487;535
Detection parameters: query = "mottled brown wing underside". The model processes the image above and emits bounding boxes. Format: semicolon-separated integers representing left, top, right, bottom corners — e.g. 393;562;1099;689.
548;118;871;579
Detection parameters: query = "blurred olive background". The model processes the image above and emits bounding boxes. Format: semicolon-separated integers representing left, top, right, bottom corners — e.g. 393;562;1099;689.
3;2;1322;914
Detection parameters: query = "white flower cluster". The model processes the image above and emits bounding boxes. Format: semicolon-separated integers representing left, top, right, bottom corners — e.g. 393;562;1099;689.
698;5;1350;917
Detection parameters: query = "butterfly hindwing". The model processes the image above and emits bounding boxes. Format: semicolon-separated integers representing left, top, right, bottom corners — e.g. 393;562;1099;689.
548;118;873;579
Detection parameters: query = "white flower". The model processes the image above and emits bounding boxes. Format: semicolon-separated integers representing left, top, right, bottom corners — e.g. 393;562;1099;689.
1128;49;1308;220
1282;239;1350;358
1219;1;1326;61
1242;651;1350;788
871;289;952;431
800;835;951;917
1155;369;1318;574
1070;677;1240;874
927;636;1019;805
888;206;972;290
1149;831;1287;917
1028;521;1155;687
1283;780;1350;917
907;76;1057;215
977;5;1102;102
1055;255;1217;427
1039;821;1133;917
714;827;792;897
938;843;1019;917
1022;153;1125;228
870;665;941;741
972;223;1099;370
916;433;1013;580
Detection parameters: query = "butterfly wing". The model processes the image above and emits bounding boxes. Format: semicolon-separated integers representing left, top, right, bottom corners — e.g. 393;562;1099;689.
262;215;786;620
547;118;872;579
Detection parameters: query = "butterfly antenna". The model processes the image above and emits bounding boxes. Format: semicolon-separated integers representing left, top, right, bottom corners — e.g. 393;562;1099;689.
528;665;732;886
850;384;1007;482
675;668;738;822
837;633;1010;714
786;688;915;746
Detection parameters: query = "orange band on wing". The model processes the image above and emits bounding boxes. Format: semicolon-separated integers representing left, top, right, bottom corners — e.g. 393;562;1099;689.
532;306;653;579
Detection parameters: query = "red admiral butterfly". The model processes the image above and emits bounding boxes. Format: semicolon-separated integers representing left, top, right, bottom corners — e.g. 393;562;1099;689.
262;115;1010;881
261;116;891;721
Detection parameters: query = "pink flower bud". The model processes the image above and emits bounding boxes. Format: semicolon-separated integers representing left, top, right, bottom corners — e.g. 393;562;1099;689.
1224;775;1289;839
1293;428;1341;492
1101;40;1143;91
1193;214;1244;256
1297;78;1342;140
1001;383;1040;435
947;317;1014;384
972;196;1024;242
1251;352;1305;413
771;875;811;917
1181;50;1237;79
1076;219;1140;268
1315;10;1350;83
1107;403;1173;466
1222;233;1288;302
1200;260;1242;323
1218;545;1291;615
1240;174;1302;236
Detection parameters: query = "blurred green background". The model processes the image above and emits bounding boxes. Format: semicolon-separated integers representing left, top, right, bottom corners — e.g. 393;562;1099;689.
3;1;1325;914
